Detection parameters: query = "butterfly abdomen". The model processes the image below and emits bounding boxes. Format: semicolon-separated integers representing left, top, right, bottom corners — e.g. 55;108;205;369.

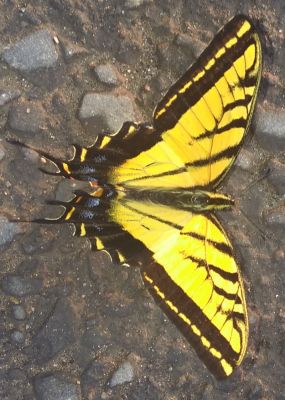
120;188;234;212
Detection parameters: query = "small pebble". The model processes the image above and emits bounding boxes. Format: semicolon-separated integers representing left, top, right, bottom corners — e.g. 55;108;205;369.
175;33;194;49
62;40;88;61
0;89;21;107
34;374;80;400
81;319;106;350
263;203;285;226
28;298;77;364
235;148;256;171
94;63;120;86
11;330;25;344
2;30;58;71
12;304;26;320
8;101;46;135
78;92;137;133
266;158;285;195
0;144;5;161
7;368;26;381
125;0;147;8
0;215;20;249
109;361;134;387
256;105;285;151
2;275;42;297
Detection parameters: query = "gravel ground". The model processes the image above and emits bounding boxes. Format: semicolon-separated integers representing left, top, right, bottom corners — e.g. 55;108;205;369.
0;1;285;399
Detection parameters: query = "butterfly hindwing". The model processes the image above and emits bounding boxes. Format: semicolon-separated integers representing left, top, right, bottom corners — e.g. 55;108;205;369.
109;194;247;377
142;213;248;379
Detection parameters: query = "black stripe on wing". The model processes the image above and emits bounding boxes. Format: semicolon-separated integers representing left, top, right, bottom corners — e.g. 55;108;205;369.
153;16;257;132
142;261;239;379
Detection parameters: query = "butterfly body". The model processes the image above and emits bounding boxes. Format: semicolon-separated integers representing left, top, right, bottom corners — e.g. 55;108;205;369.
114;187;234;212
11;15;262;379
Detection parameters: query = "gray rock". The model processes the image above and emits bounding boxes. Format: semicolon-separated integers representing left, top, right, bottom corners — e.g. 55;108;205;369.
189;38;207;59
2;30;58;71
116;41;141;66
70;343;95;370
157;41;193;77
266;159;285;195
175;33;200;60
7;368;27;381
244;385;264;400
202;384;216;400
0;215;20;249
12;304;26;320
2;275;42;297
8;102;47;135
21;229;53;255
19;8;41;25
94;64;120;86
235;148;256;171
34;375;80;400
88;251;113;282
125;0;148;8
256;105;285;151
175;33;195;50
263;204;285;226
27;298;78;364
81;319;106;351
10;330;25;344
55;179;89;203
0;144;5;161
0;89;21;107
62;40;88;61
81;359;107;399
109;361;134;387
78;92;137;133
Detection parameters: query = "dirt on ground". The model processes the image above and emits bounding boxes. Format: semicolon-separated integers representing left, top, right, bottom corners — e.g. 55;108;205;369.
0;1;285;399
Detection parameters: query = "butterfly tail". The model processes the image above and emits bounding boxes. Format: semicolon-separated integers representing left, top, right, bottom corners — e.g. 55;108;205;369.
39;189;147;265
7;138;105;183
7;138;77;177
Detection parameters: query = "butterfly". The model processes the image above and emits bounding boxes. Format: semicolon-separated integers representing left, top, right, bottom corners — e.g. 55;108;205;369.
10;15;262;378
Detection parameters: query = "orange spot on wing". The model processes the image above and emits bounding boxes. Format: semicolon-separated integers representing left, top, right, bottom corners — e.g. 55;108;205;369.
90;187;104;197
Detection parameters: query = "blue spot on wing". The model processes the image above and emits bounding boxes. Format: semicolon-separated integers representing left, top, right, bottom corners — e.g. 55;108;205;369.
86;198;100;208
79;210;95;220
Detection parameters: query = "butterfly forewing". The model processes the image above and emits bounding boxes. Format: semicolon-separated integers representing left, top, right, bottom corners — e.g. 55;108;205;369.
110;16;261;190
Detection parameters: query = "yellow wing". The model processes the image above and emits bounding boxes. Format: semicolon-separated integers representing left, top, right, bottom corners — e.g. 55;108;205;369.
30;16;262;192
111;198;247;378
109;15;262;189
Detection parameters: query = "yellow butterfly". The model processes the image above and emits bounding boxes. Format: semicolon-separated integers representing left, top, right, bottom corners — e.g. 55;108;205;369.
11;15;262;378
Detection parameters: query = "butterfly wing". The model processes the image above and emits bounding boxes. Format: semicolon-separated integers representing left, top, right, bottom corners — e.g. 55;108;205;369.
109;196;247;378
29;17;261;192
142;212;248;379
37;184;247;378
110;15;262;190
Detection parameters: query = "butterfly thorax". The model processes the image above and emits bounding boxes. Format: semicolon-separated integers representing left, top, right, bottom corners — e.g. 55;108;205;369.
117;188;234;212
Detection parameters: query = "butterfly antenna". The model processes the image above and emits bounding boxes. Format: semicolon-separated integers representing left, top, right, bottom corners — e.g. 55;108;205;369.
8;216;48;223
8;218;32;223
234;204;271;242
239;166;271;195
9;215;68;225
